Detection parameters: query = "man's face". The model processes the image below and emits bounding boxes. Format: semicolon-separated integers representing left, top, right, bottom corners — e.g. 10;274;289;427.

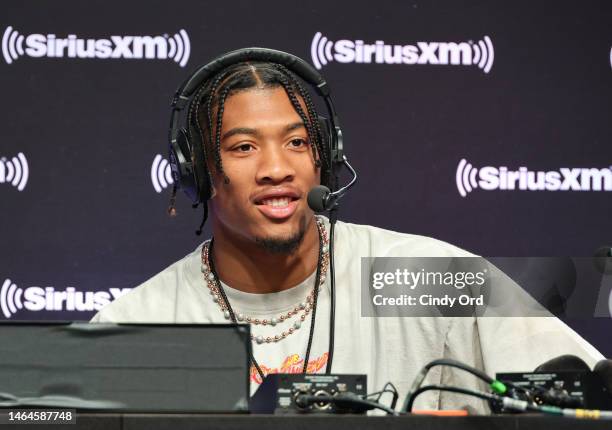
207;86;320;250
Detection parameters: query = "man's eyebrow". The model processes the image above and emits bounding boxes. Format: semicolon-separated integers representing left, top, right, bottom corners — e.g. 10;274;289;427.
221;127;260;140
285;122;305;132
221;122;305;140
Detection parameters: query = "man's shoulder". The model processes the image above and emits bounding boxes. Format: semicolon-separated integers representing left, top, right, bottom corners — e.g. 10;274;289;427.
334;219;475;257
91;244;204;323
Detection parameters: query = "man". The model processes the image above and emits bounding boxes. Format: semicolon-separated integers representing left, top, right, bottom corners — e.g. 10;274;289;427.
91;53;603;412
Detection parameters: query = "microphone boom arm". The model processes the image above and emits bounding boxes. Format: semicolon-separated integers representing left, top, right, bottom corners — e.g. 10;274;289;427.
333;156;357;203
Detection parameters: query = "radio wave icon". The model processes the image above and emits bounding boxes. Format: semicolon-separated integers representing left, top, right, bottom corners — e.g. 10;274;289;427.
0;152;29;191
470;36;494;74
311;32;334;70
2;26;25;65
1;279;23;319
151;154;174;193
166;29;190;68
456;158;479;198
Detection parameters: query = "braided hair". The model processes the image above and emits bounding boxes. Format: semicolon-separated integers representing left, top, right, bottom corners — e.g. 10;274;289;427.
187;61;330;195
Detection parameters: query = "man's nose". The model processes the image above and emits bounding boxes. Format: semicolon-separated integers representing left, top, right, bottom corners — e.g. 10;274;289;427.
256;145;296;184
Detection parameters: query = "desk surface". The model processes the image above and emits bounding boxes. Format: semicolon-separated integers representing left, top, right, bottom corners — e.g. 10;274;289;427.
5;413;611;430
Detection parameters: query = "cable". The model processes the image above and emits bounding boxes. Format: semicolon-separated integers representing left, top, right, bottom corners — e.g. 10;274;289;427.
405;384;498;413
420;359;496;385
301;218;325;374
366;389;396;400
561;409;612;420
402;358;507;412
325;210;337;373
405;384;612;420
367;382;399;410
208;239;265;381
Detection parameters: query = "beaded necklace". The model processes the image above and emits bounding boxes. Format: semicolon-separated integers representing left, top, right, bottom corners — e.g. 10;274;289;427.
201;217;329;379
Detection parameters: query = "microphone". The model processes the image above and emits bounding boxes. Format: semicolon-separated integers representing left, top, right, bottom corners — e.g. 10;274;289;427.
307;185;335;212
307;156;357;212
593;359;612;393
534;354;591;372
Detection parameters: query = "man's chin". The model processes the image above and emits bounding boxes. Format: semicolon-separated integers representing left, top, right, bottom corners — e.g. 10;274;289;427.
254;229;306;255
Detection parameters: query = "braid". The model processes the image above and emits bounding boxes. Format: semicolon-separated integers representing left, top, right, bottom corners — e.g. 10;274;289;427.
205;72;229;160
273;65;321;168
274;65;329;183
188;84;208;138
293;79;328;169
214;85;233;183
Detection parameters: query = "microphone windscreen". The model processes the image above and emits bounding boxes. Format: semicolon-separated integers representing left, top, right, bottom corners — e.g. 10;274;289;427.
307;185;330;212
534;354;591;372
593;359;612;392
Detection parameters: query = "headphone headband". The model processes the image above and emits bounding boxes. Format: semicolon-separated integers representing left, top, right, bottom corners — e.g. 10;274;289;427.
175;48;330;103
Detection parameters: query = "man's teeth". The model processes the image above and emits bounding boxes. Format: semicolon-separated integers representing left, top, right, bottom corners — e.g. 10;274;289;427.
261;198;291;207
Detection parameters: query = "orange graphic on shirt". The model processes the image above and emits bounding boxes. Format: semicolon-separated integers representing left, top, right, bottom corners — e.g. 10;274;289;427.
250;352;329;384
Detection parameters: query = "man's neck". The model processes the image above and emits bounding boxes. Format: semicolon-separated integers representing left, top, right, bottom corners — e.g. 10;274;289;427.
210;217;320;294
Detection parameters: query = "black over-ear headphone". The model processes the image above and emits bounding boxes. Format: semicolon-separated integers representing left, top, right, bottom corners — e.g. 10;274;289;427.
168;47;345;206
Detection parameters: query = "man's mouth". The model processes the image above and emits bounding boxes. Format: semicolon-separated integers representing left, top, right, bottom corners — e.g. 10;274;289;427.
258;197;297;208
254;194;301;220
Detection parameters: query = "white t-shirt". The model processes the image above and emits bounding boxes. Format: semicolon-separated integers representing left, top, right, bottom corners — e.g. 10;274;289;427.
91;217;603;412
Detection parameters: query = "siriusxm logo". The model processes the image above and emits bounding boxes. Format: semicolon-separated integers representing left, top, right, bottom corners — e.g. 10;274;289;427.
456;159;612;197
2;26;190;67
0;152;28;191
151;154;174;193
311;32;494;73
0;278;131;318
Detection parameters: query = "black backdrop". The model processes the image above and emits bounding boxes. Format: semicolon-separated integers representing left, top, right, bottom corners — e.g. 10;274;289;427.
1;1;611;357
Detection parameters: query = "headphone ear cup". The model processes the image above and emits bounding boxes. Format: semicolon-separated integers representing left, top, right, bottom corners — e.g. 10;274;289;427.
317;115;334;189
187;123;213;204
169;128;199;203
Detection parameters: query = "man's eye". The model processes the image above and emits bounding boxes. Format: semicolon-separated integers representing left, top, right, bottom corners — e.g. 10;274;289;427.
235;144;253;152
289;138;308;148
